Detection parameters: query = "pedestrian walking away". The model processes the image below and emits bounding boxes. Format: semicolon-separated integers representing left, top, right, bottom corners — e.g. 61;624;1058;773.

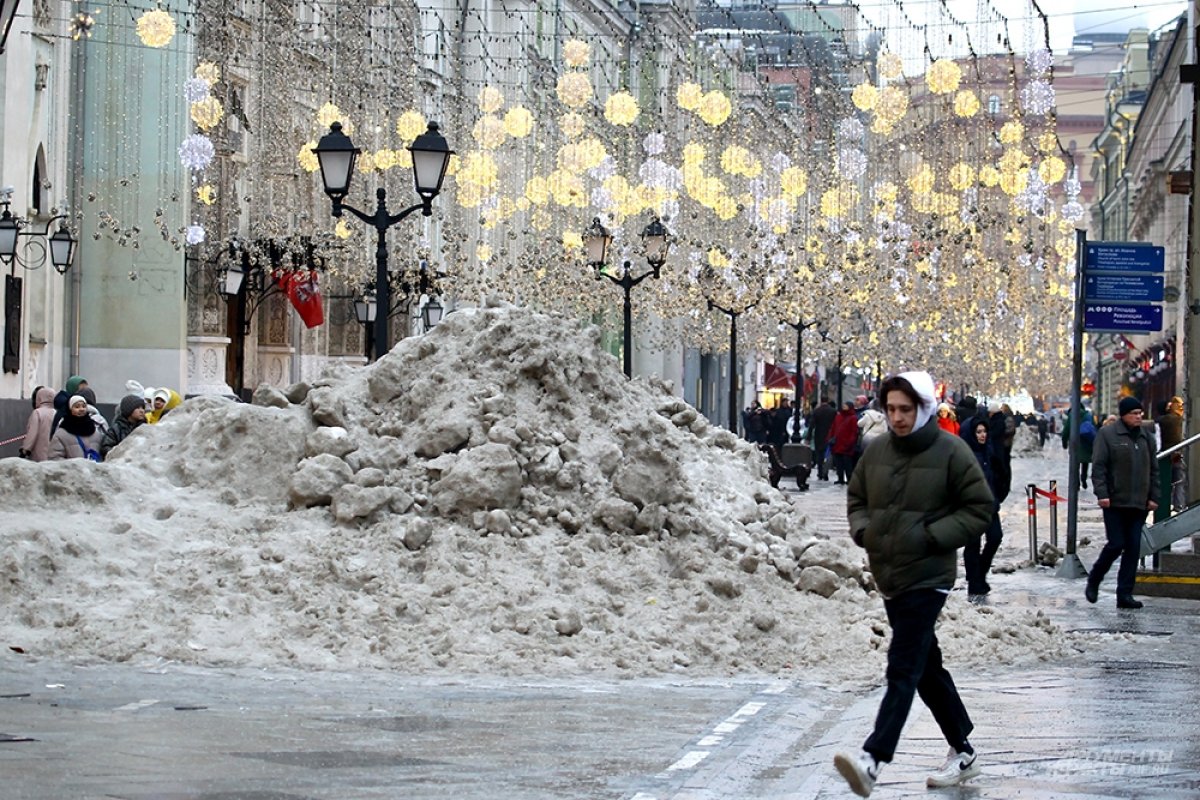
962;418;1004;599
1087;396;1159;609
834;371;993;797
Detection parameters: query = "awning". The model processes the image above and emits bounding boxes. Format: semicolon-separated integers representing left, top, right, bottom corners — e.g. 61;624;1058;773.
763;363;795;391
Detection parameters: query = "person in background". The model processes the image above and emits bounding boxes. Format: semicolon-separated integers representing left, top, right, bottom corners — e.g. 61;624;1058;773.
830;401;860;485
769;398;793;449
835;371;992;797
954;396;978;431
1036;414;1049;448
50;375;88;437
20;386;58;462
146;387;182;424
810;397;837;481
962;418;1004;600
858;398;888;449
1062;404;1098;488
1156;396;1185;512
101;394;148;459
49;395;104;461
1087;396;1158;610
743;400;767;444
77;386;109;436
936;403;959;435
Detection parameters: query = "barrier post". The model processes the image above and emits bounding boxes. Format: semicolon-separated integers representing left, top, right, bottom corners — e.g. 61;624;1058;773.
1027;483;1038;563
1048;480;1059;549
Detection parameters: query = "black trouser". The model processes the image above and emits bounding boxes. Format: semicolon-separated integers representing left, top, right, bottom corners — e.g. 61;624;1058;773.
1091;507;1147;597
1079;460;1090;487
814;437;829;479
863;589;973;763
833;453;854;483
962;510;1002;594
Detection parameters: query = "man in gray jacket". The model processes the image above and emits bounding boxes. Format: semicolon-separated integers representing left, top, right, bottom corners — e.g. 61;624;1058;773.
1087;396;1159;609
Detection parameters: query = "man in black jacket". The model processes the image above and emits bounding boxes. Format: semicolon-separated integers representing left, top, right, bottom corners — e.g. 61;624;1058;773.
809;398;836;481
1087;396;1159;609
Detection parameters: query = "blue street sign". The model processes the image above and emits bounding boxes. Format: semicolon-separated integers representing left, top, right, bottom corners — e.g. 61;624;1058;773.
1084;303;1163;333
1084;273;1165;303
1084;242;1165;273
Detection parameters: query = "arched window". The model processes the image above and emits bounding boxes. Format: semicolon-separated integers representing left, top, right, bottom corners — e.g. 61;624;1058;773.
31;145;48;216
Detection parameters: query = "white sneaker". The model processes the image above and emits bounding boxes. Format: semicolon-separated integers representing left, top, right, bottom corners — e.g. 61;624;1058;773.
834;750;882;797
926;746;981;787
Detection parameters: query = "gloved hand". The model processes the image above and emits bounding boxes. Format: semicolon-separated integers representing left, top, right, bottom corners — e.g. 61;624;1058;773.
18;448;31;459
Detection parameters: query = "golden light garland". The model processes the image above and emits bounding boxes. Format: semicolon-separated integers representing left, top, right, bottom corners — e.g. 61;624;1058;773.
604;92;640;126
136;8;176;48
395;110;426;141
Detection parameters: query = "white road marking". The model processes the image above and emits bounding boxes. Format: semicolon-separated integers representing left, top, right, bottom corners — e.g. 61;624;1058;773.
629;794;657;800
113;699;159;712
666;750;710;771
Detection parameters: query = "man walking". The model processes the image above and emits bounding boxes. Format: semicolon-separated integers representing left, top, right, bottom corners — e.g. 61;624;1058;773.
834;371;993;797
810;397;836;481
1087;396;1159;610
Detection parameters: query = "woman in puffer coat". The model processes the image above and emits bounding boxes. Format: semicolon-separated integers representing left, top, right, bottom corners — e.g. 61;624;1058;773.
835;371;994;797
20;386;58;461
49;395;105;461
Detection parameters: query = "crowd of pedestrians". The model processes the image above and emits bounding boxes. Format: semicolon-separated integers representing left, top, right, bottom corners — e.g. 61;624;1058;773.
17;376;180;463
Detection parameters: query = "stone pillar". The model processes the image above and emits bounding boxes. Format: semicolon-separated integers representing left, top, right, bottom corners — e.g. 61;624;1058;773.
185;335;235;397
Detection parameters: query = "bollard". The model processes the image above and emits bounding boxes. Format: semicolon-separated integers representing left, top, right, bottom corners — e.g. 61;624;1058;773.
1026;483;1038;563
1048;479;1059;549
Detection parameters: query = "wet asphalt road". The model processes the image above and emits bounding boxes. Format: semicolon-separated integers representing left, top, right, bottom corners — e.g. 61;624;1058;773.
1;446;1198;799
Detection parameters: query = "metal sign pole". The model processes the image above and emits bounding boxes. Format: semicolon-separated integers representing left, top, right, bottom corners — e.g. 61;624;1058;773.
1058;228;1089;578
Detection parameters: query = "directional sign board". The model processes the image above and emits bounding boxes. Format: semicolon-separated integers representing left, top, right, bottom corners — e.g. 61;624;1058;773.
1084;303;1163;333
1084;273;1165;303
1084;243;1165;274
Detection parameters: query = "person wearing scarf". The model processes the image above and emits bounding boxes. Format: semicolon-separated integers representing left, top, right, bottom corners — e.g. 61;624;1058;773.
835;371;993;797
49;395;104;461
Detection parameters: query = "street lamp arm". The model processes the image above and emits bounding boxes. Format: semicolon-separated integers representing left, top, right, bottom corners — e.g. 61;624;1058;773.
597;262;657;291
384;200;432;227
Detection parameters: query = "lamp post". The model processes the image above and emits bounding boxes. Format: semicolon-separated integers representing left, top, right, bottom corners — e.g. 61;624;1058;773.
0;196;76;273
781;316;819;442
708;298;755;433
584;216;671;378
312;121;453;362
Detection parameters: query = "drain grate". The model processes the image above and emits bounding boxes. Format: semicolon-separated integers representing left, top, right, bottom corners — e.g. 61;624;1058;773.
1068;627;1173;637
1094;659;1188;670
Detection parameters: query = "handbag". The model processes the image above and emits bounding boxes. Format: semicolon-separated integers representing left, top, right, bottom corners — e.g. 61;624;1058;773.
75;435;101;462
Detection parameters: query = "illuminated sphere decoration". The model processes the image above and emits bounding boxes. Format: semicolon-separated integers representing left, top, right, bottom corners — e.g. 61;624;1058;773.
925;59;962;94
999;120;1025;145
563;39;591;68
190;96;224;131
472;115;507;150
183;77;210;103
604;92;640;126
559;112;585;139
178;134;215;171
1026;48;1054;76
953;90;980;117
395;110;427;141
478;85;504;114
186;225;206;245
556;72;593;108
136;8;176;48
503;106;534;138
676;82;703;111
851;82;878;111
1020;79;1056;116
297;140;318;172
317;102;344;129
195;62;220;84
697;91;732;126
878;52;904;80
196;184;216;205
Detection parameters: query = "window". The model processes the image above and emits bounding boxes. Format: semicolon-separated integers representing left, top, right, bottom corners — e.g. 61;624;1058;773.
987;95;1001;116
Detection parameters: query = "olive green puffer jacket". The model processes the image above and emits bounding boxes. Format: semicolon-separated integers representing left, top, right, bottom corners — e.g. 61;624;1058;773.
847;417;994;598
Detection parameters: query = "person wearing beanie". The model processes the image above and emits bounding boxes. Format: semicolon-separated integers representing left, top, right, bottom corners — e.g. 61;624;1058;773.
936;403;959;436
835;371;993;797
1087;396;1158;609
48;394;104;461
101;394;148;459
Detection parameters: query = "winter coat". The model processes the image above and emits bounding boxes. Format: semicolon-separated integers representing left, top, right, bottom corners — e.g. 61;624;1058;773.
21;387;57;462
100;415;144;459
1157;410;1183;452
810;403;836;447
858;408;887;444
146;388;183;424
49;413;104;461
1060;408;1096;463
936;416;959;436
1092;420;1159;510
830;409;860;456
847;417;994;598
964;420;1001;511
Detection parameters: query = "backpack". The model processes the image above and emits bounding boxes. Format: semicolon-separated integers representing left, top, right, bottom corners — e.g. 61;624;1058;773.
1078;417;1096;444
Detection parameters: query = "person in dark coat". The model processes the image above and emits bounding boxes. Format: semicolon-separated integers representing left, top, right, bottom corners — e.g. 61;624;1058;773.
1156;396;1185;512
829;401;860;484
1087;396;1159;609
835;371;992;797
962;418;1004;598
101;394;148;459
50;375;89;437
1036;415;1049;448
769;398;793;448
953;396;978;430
743;401;766;443
810;397;836;481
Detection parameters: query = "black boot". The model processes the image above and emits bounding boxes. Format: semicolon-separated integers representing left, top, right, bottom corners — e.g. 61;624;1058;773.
1084;582;1098;604
1117;595;1144;609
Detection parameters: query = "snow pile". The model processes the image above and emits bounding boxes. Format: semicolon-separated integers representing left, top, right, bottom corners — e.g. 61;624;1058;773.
1011;423;1044;456
0;301;1073;681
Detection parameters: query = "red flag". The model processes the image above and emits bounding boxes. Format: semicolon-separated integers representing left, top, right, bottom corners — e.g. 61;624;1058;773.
285;270;325;328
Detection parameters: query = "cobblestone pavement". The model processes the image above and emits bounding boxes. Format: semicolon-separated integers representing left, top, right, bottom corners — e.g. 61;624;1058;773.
1;446;1197;799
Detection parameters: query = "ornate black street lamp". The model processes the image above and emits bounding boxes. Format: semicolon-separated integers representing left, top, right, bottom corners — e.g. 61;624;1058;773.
707;298;756;433
781;316;819;441
312;121;453;361
0;195;76;274
584;215;671;378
